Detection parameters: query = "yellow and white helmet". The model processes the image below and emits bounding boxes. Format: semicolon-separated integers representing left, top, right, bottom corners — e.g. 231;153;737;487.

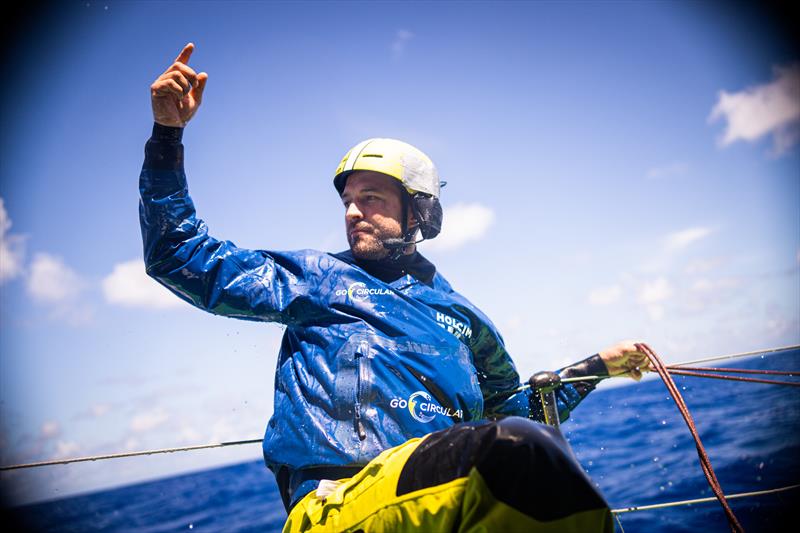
333;138;443;240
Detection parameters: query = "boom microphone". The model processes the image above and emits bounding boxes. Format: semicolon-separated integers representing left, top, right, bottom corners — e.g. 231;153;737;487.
381;238;407;250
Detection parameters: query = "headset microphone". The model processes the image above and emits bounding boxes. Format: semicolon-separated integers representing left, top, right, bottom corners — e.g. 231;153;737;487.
381;238;406;250
382;232;425;260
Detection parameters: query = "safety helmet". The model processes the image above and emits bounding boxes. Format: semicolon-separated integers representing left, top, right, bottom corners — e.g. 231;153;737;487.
333;138;443;240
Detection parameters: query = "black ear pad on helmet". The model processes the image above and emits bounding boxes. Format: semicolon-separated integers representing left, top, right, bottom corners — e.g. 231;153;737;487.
411;193;442;239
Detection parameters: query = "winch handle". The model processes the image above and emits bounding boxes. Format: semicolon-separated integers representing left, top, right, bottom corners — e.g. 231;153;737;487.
528;371;562;428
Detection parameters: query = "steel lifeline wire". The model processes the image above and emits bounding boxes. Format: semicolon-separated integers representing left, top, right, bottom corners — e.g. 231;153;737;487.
0;439;264;471
611;484;800;514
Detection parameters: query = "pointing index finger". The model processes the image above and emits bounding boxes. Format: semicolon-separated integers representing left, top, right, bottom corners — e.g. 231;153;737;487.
175;43;195;64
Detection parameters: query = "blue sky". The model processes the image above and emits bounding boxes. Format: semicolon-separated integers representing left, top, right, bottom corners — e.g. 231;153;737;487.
1;1;797;505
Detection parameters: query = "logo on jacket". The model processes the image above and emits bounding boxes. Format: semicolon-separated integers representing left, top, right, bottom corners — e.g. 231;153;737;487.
408;391;436;423
390;390;463;422
335;282;392;302
435;311;473;341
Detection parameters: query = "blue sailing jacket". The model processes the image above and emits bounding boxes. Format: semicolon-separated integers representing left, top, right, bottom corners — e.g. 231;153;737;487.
139;124;606;499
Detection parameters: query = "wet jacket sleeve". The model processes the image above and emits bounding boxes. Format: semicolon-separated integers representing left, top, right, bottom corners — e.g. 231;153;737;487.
139;123;306;323
551;354;609;423
475;322;609;423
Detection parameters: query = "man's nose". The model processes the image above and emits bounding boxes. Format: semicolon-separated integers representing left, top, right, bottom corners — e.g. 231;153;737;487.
345;202;363;220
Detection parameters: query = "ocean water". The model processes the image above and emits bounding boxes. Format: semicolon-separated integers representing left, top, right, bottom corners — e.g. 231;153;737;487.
7;350;800;532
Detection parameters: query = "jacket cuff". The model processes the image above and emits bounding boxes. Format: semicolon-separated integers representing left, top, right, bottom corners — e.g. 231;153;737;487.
558;354;609;379
143;123;185;172
151;122;184;143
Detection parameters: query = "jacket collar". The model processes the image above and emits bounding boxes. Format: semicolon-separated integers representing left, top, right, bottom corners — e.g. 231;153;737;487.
333;249;436;285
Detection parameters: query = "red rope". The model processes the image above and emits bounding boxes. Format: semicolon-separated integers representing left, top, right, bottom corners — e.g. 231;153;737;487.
667;369;800;387
636;343;744;533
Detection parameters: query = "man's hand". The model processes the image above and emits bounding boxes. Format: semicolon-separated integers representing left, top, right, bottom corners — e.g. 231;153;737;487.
599;340;653;381
150;43;208;128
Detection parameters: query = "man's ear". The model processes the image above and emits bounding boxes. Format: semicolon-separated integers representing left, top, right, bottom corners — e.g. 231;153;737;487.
407;205;417;227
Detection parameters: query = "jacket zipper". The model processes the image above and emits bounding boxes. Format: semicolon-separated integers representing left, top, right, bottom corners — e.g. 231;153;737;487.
354;346;367;441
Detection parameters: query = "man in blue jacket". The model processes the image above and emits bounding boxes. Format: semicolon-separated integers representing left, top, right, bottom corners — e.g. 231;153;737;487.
143;43;653;532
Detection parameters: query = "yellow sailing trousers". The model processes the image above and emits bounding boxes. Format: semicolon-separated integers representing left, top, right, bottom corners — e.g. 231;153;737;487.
283;418;612;532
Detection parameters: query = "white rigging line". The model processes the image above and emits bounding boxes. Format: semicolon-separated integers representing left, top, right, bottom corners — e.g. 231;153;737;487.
612;484;800;514
669;344;799;367
0;439;263;472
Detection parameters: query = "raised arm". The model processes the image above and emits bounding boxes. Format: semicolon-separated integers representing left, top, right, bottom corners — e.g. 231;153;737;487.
140;44;309;323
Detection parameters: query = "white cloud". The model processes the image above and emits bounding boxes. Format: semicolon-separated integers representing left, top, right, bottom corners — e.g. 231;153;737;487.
683;277;742;313
391;29;414;58
420;203;494;252
639;277;672;304
665;227;713;251
209;417;236;443
646;162;688;180
588;284;622;306
41;421;60;439
709;64;800;155
646;305;665;321
638;284;664;321
503;315;523;332
178;425;202;444
54;440;81;459
130;407;169;433
0;197;25;283
691;278;740;293
685;257;725;275
102;259;183;309
91;404;111;417
27;253;85;302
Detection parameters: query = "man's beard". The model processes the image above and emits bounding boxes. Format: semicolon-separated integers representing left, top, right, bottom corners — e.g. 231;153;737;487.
349;232;390;260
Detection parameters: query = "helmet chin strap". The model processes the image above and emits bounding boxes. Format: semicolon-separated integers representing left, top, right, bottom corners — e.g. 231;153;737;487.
380;188;420;261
